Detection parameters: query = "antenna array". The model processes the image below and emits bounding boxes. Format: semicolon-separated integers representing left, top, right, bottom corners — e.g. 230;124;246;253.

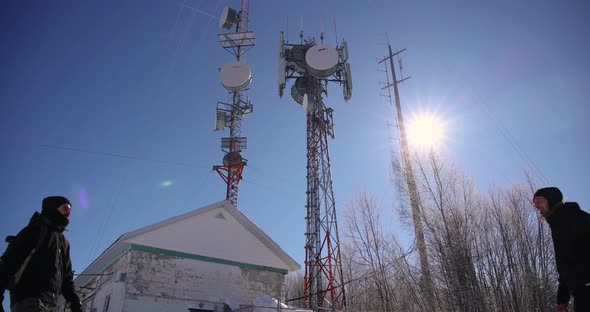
278;28;352;311
213;0;255;207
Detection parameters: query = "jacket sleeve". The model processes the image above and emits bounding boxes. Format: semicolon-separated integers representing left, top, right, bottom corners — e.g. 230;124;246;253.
0;226;37;291
556;280;570;305
61;241;81;305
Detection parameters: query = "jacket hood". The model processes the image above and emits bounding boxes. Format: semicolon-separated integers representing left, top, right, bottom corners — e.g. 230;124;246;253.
546;202;580;224
29;211;67;232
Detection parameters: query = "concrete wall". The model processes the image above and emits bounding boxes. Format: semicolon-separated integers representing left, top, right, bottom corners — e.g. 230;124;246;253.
75;248;287;312
79;252;130;312
122;249;285;311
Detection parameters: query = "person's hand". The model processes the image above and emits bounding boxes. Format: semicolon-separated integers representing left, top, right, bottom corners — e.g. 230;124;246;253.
70;300;83;312
557;303;568;312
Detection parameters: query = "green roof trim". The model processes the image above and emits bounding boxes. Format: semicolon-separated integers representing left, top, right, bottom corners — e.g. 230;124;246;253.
130;244;288;274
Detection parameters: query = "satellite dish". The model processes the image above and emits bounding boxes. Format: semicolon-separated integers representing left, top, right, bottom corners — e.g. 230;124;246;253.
305;44;339;78
288;45;308;74
219;6;238;29
219;61;252;91
278;32;286;97
291;77;316;108
290;77;306;104
223;151;243;165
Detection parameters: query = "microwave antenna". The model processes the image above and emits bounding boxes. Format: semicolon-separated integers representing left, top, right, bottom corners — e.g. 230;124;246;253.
213;0;255;207
278;26;352;311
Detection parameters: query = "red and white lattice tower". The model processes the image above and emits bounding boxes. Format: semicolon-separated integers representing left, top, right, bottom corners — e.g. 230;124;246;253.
213;0;255;207
278;30;352;311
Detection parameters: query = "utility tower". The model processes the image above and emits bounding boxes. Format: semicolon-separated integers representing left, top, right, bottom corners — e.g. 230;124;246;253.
213;1;255;207
278;30;352;311
378;43;435;310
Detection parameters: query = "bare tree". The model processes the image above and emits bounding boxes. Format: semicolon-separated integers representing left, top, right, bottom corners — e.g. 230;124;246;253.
343;192;397;312
478;185;556;311
412;152;487;312
284;270;305;308
340;240;371;312
337;151;558;311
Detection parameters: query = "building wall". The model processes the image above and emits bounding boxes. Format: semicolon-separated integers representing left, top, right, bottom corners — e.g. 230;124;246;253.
79;252;130;312
125;206;292;271
122;249;285;311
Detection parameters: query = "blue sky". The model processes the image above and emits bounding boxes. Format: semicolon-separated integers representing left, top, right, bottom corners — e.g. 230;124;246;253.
1;0;589;306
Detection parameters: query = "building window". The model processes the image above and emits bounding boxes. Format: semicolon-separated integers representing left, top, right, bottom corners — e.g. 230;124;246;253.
102;295;110;312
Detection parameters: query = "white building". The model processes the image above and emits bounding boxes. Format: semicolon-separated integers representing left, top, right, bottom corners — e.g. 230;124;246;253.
71;200;301;312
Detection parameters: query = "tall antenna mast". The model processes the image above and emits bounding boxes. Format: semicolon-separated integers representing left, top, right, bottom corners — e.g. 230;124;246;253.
213;0;255;207
378;42;435;310
278;27;352;311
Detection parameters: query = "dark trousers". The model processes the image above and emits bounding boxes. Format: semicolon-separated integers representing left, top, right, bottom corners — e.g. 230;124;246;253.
10;298;56;312
573;284;590;312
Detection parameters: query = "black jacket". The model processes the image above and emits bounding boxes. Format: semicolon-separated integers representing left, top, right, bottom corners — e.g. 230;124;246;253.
546;202;590;304
0;212;80;305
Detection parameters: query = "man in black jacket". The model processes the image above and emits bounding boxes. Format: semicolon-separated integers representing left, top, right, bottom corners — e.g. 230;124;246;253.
0;196;82;312
534;187;590;312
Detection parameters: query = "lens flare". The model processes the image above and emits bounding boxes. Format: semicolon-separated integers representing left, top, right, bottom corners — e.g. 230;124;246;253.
161;181;173;187
406;112;446;149
79;188;89;209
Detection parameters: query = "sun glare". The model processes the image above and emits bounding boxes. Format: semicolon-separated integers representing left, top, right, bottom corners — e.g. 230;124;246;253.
406;112;446;149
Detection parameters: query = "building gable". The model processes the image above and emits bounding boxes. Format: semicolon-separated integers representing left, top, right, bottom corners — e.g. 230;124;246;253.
124;202;296;271
75;200;300;291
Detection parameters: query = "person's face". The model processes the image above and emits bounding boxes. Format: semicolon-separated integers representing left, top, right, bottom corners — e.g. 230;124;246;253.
533;196;551;217
57;203;72;218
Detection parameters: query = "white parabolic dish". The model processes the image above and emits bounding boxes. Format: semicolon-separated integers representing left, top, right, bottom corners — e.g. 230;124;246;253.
219;6;237;29
219;61;252;91
305;44;339;77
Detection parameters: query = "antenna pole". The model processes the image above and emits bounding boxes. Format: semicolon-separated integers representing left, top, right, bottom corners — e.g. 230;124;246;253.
214;0;255;207
378;43;434;310
333;17;339;46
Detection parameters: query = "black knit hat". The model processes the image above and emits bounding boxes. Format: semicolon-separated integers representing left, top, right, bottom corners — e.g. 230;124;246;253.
42;196;71;214
533;187;563;207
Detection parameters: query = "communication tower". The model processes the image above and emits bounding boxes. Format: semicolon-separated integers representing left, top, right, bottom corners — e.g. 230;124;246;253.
378;43;434;310
213;1;255;207
278;29;352;311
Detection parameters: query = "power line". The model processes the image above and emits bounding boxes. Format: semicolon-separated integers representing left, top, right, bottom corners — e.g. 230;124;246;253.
477;101;550;186
39;144;210;169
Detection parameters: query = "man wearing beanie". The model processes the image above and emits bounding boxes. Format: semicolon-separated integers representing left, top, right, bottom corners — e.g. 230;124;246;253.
533;187;590;312
0;196;82;312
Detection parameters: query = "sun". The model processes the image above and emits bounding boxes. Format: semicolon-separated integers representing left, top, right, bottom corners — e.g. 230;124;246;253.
406;112;446;149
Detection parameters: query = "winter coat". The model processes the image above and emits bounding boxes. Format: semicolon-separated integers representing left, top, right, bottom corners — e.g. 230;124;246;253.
546;202;590;304
0;212;80;306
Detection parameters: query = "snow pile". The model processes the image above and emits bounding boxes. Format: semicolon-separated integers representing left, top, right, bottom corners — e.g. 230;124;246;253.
252;294;311;312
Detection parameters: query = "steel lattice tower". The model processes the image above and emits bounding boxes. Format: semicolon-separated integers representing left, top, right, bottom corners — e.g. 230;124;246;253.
279;31;352;311
214;0;254;207
304;79;344;312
